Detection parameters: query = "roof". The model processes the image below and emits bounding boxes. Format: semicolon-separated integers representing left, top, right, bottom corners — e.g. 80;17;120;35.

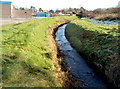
0;1;12;4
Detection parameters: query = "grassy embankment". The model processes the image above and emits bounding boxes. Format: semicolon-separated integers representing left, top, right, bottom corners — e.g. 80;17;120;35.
65;20;120;87
1;16;77;87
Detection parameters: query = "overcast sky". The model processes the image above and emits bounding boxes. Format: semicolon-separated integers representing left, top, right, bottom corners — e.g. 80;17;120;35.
2;0;120;10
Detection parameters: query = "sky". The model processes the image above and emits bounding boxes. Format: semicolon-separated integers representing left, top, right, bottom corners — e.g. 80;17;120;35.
2;0;120;10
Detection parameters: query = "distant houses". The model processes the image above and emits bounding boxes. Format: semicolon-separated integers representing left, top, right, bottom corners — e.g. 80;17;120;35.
0;1;60;18
0;1;77;19
0;1;95;19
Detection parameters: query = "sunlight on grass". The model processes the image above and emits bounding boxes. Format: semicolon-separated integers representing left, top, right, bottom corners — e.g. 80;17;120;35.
1;16;77;87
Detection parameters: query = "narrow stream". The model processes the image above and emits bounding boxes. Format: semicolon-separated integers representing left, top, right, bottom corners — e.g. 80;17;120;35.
55;24;108;88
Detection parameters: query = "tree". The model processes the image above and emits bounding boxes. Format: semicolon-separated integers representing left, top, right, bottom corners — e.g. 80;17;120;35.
30;6;36;12
49;10;54;13
106;8;118;13
79;7;86;13
61;9;67;14
19;7;25;10
74;8;77;12
93;8;104;14
39;8;43;12
56;9;61;12
30;6;35;9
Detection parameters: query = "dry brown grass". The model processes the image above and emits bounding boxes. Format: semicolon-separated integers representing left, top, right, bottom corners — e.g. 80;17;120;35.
94;13;118;20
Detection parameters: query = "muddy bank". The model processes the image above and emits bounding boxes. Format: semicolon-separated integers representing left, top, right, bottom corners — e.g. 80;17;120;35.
46;19;80;87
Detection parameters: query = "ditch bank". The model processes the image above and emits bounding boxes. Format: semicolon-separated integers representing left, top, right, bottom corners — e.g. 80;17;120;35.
46;19;80;87
55;24;109;88
65;20;120;88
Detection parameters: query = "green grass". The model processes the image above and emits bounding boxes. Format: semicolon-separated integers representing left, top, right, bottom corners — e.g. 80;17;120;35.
66;19;120;87
1;16;77;87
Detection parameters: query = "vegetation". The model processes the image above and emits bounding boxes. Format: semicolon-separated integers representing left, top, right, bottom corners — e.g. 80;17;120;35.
59;7;119;21
88;8;119;20
66;19;120;87
93;13;118;21
1;16;77;87
73;7;119;20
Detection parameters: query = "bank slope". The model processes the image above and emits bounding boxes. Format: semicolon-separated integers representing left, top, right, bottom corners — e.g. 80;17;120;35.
2;16;77;87
65;20;120;88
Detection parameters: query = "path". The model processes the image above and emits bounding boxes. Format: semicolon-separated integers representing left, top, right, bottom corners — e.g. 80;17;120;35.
0;17;47;25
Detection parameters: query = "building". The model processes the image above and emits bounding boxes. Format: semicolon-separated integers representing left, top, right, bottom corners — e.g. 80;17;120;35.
30;6;36;13
0;1;12;18
12;8;32;18
36;12;52;17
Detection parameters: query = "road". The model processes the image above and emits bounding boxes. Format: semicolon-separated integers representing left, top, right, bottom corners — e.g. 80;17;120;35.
0;17;47;25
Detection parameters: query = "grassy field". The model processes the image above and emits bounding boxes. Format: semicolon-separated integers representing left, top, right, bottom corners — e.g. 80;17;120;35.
1;16;77;87
65;19;120;87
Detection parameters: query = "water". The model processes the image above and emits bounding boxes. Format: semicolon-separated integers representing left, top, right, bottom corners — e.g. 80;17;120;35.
55;24;108;88
82;18;119;26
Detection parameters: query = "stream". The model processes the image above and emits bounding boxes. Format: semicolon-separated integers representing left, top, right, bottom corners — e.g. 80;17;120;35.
55;24;108;88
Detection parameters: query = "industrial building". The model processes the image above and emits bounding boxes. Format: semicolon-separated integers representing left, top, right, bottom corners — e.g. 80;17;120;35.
0;1;12;18
0;1;32;18
12;9;32;18
36;12;52;17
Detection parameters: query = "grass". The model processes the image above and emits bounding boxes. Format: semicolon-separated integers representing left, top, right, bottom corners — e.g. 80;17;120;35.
1;16;77;87
65;19;120;87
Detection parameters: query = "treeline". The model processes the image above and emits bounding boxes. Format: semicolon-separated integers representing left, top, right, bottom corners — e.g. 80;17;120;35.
90;8;119;20
93;8;118;14
13;5;119;20
55;7;119;20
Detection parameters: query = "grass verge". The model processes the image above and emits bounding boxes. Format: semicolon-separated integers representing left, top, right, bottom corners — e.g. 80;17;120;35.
65;19;120;88
1;16;77;87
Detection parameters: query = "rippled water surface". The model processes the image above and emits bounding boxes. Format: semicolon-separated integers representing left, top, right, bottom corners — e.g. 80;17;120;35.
55;24;108;88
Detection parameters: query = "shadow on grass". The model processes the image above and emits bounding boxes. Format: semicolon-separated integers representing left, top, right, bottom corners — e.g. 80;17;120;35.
65;22;120;88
